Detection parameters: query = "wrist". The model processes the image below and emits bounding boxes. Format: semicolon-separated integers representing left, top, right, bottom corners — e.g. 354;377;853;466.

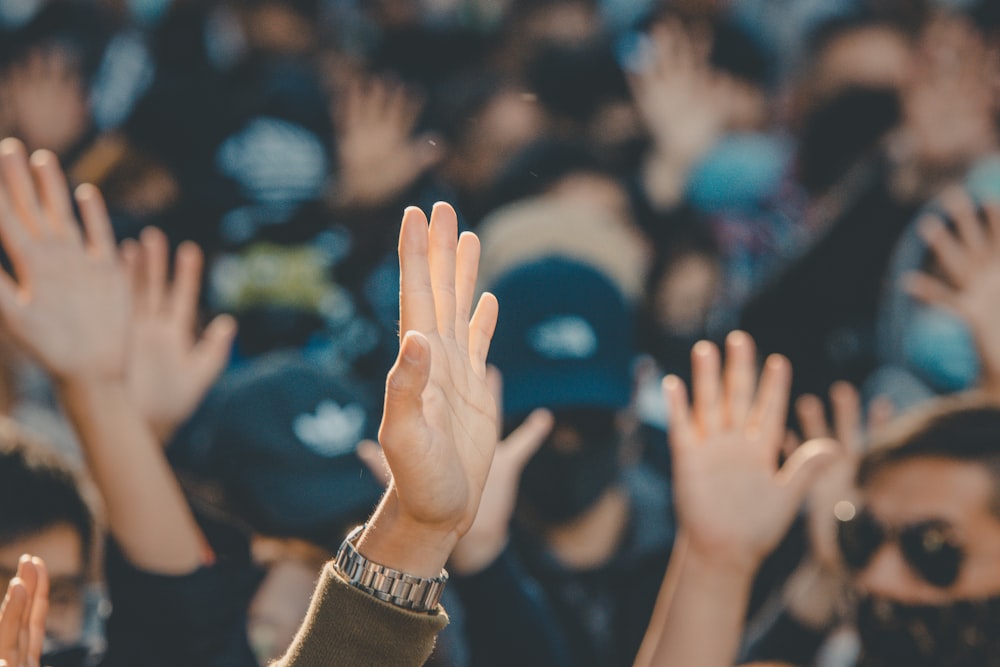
356;490;461;579
681;532;762;582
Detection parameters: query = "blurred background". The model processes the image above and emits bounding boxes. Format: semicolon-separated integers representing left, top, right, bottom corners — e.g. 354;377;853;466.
2;0;999;663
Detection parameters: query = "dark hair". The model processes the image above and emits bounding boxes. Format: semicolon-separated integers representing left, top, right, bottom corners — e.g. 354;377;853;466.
858;397;1000;516
0;420;94;567
0;1;112;84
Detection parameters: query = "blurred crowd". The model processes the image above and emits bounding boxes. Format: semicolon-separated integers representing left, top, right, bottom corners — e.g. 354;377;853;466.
1;0;1000;665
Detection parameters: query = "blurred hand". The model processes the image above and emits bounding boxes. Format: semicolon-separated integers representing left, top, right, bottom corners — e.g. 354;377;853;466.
449;368;553;575
0;555;48;667
664;331;835;574
333;74;443;208
794;383;893;569
122;227;236;443
905;190;1000;394
0;139;127;383
629;20;727;170
896;14;998;187
5;49;89;156
356;203;499;578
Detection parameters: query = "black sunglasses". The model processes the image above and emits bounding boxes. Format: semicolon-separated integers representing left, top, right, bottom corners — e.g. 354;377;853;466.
836;507;964;588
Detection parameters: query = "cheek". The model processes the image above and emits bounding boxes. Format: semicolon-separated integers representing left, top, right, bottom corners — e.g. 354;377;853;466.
247;564;317;662
45;599;85;644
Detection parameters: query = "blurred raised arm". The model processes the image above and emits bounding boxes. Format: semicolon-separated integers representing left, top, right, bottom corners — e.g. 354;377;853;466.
634;332;834;667
0;138;205;574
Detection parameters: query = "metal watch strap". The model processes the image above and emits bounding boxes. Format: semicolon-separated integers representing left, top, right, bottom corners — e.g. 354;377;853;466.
334;525;448;613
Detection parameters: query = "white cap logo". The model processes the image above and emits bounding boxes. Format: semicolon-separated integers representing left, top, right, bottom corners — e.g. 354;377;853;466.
293;400;366;458
528;316;598;360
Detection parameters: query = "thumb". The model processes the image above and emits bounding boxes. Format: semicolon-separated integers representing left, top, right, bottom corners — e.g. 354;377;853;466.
192;314;237;387
778;438;839;505
501;409;554;471
379;331;431;449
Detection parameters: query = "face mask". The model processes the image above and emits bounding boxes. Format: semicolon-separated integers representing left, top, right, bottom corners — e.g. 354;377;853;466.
518;413;620;524
856;594;1000;667
903;305;980;393
686;133;792;213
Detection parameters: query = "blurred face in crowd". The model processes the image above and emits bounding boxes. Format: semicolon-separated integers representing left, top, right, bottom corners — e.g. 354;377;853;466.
518;408;622;526
247;537;330;664
854;456;1000;604
0;45;91;156
0;523;87;647
801;24;913;118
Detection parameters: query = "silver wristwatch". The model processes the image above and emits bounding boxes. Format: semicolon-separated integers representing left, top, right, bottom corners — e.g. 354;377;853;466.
333;525;448;613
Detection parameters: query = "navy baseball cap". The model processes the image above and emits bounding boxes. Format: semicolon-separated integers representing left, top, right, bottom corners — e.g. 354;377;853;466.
170;351;384;547
487;257;635;418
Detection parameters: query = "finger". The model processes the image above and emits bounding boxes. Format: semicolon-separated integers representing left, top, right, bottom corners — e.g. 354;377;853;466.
777;438;839;508
663;374;693;449
0;138;44;238
427;202;458;338
867;395;895;435
75;184;116;260
722;331;756;429
398;207;437;334
0;578;26;657
356;439;391;487
940;187;985;253
170;241;205;328
0;179;30;276
28;150;78;240
919;214;970;288
379;330;431;451
468;292;499;377
120;238;144;312
502;408;554;471
830;381;862;451
795;393;830;441
486;365;503;438
26;559;46;667
140;226;169;315
14;558;35;659
191;314;237;388
902;271;957;310
691;340;722;437
748;354;793;452
454;231;480;351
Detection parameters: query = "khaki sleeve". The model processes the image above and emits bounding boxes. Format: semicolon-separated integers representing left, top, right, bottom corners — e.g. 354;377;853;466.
274;562;449;667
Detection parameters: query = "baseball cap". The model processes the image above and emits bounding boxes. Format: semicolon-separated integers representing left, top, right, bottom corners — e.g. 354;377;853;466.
170;351;384;548
487;257;635;418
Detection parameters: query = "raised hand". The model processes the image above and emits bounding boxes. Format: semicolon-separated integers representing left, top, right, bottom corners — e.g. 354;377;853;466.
795;383;893;569
332;74;443;208
905;190;1000;394
664;331;835;572
355;203;499;578
121;227;236;442
629;19;728;209
449;368;553;575
0;555;48;667
0;139;127;381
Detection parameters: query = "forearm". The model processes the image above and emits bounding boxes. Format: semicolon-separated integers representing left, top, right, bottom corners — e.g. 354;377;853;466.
58;377;204;574
640;149;692;212
637;536;754;667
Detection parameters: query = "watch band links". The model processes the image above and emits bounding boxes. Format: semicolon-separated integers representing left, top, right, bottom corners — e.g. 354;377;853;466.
334;525;448;613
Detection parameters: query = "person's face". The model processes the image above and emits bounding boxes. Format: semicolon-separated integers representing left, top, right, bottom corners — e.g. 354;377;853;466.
0;523;86;647
247;537;328;664
811;27;914;102
854;457;1000;605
